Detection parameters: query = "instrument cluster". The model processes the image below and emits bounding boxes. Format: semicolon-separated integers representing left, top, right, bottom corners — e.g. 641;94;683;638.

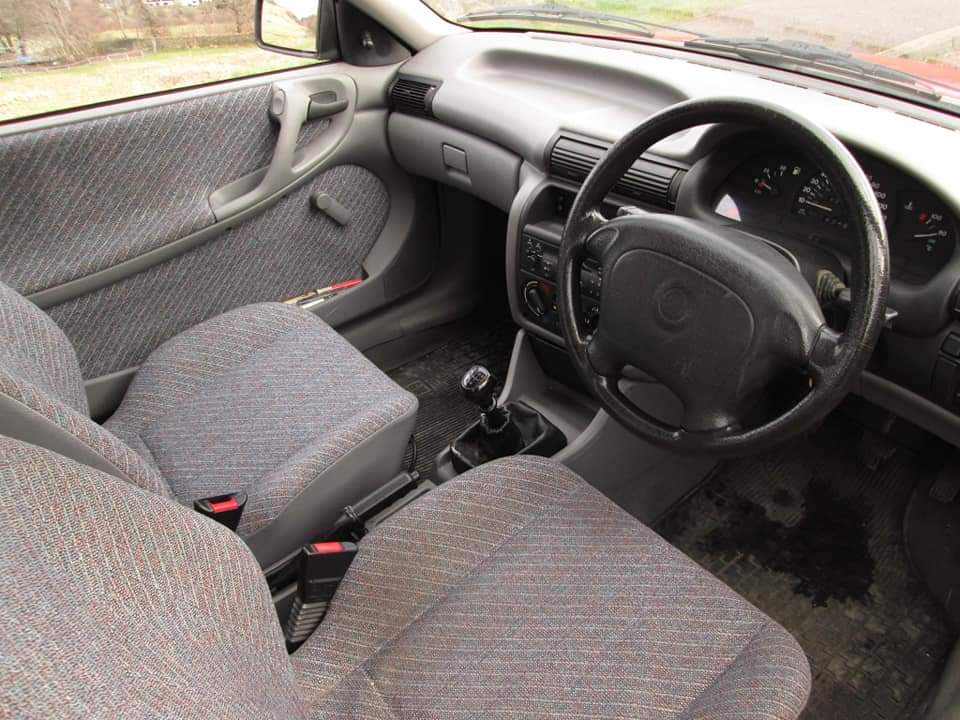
713;150;957;284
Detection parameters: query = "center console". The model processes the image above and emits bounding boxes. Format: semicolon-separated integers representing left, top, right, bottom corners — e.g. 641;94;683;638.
518;221;601;336
512;184;616;340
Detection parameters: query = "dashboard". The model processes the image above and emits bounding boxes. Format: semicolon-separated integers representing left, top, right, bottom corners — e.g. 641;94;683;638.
711;146;958;285
387;30;960;446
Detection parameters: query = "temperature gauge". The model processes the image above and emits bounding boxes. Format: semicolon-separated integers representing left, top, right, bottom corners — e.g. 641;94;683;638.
890;192;956;283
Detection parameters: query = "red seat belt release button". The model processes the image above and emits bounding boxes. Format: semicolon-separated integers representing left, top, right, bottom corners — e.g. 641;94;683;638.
209;497;240;513
194;492;247;532
300;541;358;603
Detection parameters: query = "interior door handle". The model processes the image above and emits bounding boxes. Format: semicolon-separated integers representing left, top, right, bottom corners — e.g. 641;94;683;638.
209;75;356;222
307;92;349;120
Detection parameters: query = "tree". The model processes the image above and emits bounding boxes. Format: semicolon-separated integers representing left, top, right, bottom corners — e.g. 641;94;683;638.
0;0;32;55
217;0;249;35
2;0;106;61
134;0;162;40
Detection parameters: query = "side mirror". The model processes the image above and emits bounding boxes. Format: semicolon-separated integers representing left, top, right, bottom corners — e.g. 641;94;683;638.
255;0;338;59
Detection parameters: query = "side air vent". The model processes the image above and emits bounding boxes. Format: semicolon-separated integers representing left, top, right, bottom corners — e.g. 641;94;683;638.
549;135;681;208
389;77;440;118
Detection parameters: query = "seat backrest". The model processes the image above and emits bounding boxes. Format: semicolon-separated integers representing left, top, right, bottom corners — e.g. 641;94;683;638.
0;437;307;719
0;280;88;415
0;281;169;497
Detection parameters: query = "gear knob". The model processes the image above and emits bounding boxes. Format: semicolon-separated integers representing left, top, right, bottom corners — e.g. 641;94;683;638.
460;365;498;412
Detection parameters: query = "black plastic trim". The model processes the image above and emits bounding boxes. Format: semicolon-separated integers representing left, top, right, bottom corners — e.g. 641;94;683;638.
546;130;687;209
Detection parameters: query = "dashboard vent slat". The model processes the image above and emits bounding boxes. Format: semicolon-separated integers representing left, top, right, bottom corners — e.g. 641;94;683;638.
390;77;439;118
549;136;680;208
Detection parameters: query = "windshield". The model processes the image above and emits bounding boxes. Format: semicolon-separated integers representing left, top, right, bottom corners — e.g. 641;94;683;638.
424;0;960;114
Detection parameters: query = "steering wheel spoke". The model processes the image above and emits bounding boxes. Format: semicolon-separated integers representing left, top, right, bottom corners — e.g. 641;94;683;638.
586;332;624;378
807;324;844;382
681;400;744;435
580;207;608;238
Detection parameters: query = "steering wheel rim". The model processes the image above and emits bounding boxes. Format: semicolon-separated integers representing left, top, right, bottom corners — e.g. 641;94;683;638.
558;97;889;454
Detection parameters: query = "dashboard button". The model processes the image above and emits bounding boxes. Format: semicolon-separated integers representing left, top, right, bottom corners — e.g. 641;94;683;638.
580;268;602;299
932;357;960;410
523;281;547;317
540;251;558;280
943;334;960;360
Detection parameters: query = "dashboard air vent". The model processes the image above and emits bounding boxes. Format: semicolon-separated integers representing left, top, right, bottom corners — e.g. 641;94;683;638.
390;77;439;118
550;135;680;208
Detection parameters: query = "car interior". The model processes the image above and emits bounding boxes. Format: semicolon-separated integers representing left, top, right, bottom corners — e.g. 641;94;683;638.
1;0;959;717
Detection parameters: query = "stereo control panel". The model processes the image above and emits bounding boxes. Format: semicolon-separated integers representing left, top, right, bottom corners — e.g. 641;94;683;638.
518;223;600;337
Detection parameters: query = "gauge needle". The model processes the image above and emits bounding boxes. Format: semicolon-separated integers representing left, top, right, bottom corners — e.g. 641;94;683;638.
802;199;834;213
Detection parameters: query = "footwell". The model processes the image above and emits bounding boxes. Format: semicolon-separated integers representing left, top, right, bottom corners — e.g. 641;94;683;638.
388;315;517;481
656;415;955;719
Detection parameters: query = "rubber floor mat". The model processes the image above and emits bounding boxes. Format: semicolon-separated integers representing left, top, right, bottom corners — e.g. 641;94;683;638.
655;415;955;719
389;316;517;481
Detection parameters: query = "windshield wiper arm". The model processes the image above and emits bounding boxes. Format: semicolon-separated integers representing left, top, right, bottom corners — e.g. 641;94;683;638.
683;37;942;100
456;4;697;38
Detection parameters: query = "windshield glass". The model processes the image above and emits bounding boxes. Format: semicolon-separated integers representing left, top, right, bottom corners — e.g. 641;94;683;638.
424;0;960;113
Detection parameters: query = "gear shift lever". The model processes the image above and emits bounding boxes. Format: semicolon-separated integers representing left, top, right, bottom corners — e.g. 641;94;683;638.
460;365;510;433
437;365;566;480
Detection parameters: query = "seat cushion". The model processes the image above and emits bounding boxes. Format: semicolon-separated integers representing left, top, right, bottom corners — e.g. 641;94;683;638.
106;302;417;541
293;455;811;720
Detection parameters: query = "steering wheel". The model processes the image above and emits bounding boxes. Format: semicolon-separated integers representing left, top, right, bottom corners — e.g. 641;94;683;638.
558;98;889;454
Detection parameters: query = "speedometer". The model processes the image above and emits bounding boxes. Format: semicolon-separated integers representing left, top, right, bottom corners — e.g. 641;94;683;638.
793;171;889;228
794;172;848;228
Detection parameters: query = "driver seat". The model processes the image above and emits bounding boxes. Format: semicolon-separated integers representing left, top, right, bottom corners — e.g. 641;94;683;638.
0;437;811;719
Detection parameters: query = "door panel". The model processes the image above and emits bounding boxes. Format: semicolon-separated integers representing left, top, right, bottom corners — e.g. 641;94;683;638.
48;164;388;378
0;64;436;383
0;84;328;295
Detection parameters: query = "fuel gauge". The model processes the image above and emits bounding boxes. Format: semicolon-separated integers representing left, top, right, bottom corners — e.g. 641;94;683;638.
752;160;803;197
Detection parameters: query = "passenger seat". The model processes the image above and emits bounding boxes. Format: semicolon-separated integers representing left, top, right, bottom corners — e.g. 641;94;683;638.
0;281;417;569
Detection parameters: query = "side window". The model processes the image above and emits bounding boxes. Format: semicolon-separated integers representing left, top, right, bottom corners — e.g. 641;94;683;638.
0;0;320;123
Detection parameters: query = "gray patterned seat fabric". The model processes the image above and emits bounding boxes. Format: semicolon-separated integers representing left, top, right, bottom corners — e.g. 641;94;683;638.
0;440;810;720
0;437;306;720
0;282;417;569
293;455;812;719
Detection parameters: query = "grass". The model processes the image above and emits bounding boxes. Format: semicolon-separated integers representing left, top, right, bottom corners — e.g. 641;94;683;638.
0;45;316;122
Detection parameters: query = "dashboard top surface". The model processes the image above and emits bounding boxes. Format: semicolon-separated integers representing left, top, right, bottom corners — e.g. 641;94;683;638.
400;31;960;212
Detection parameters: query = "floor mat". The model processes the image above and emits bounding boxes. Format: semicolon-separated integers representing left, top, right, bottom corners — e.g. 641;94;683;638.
388;315;517;480
655;416;955;719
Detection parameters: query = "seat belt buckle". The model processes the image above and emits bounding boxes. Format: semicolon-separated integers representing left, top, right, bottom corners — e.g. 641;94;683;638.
194;492;247;532
299;541;358;603
284;541;358;645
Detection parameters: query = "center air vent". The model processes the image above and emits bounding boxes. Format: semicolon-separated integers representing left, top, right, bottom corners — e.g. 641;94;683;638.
389;77;440;118
549;135;681;208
